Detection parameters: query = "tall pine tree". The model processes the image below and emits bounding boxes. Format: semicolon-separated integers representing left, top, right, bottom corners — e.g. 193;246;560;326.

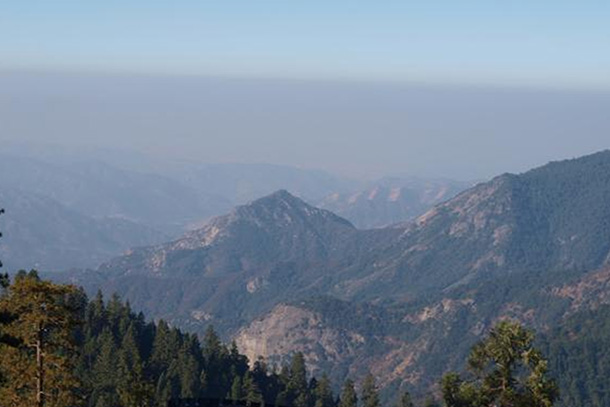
441;321;558;407
339;379;357;407
314;373;334;407
0;271;84;407
361;374;380;407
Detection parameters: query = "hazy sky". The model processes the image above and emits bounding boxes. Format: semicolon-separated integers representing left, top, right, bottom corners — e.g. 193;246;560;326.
1;72;609;180
1;3;609;180
2;1;610;89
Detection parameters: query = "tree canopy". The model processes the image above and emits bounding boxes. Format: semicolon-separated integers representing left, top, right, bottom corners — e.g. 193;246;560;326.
441;320;558;407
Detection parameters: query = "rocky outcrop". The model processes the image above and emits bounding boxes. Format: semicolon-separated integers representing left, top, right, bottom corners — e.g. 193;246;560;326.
235;304;366;375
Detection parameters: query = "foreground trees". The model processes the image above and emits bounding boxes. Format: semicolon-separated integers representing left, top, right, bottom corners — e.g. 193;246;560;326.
0;271;84;407
441;320;558;407
0;264;557;407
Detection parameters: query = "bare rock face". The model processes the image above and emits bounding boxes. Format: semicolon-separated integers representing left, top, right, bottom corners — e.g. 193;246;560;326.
551;266;610;311
235;304;365;375
233;297;478;391
233;300;437;390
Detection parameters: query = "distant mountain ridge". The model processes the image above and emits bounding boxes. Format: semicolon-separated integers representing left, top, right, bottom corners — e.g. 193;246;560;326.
0;144;471;271
319;177;471;228
0;151;350;271
0;188;167;271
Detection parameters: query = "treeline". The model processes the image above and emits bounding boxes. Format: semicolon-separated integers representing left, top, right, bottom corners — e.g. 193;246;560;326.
0;271;559;407
0;271;388;407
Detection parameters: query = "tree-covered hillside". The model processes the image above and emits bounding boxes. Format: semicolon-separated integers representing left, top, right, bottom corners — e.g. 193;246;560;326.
541;304;610;407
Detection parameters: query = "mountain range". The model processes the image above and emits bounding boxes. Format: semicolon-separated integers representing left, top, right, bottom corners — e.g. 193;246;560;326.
0;187;167;271
0;146;466;271
52;150;610;404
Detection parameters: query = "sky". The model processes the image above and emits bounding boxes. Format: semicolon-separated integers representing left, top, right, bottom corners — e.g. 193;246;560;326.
1;2;609;180
2;1;610;89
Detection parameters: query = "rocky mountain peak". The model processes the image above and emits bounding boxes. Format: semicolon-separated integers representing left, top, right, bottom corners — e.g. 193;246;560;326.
98;189;360;279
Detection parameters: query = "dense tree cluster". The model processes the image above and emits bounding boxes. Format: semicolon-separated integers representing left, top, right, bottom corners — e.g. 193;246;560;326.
541;304;610;407
76;290;339;407
0;269;566;407
0;272;384;407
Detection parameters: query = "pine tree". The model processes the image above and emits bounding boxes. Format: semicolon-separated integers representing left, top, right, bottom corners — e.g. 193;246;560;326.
90;328;120;407
106;293;124;332
155;371;173;406
117;323;153;407
229;340;250;379
287;352;309;407
314;373;334;407
441;320;558;407
150;320;173;374
361;374;380;407
275;365;291;407
202;325;227;398
243;371;264;406
230;375;244;402
0;210;17;350
0;271;10;385
178;335;203;398
339;379;357;407
0;271;84;407
252;357;275;403
85;290;107;339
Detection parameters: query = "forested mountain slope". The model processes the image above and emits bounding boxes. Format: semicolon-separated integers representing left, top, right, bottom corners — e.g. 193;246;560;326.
336;150;610;301
62;190;401;334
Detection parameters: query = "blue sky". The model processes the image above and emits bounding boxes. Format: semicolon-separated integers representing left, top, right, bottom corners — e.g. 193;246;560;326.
2;1;610;89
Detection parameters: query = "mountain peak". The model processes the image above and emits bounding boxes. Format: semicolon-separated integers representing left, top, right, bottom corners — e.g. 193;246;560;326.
251;189;306;207
229;189;355;229
99;189;360;279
